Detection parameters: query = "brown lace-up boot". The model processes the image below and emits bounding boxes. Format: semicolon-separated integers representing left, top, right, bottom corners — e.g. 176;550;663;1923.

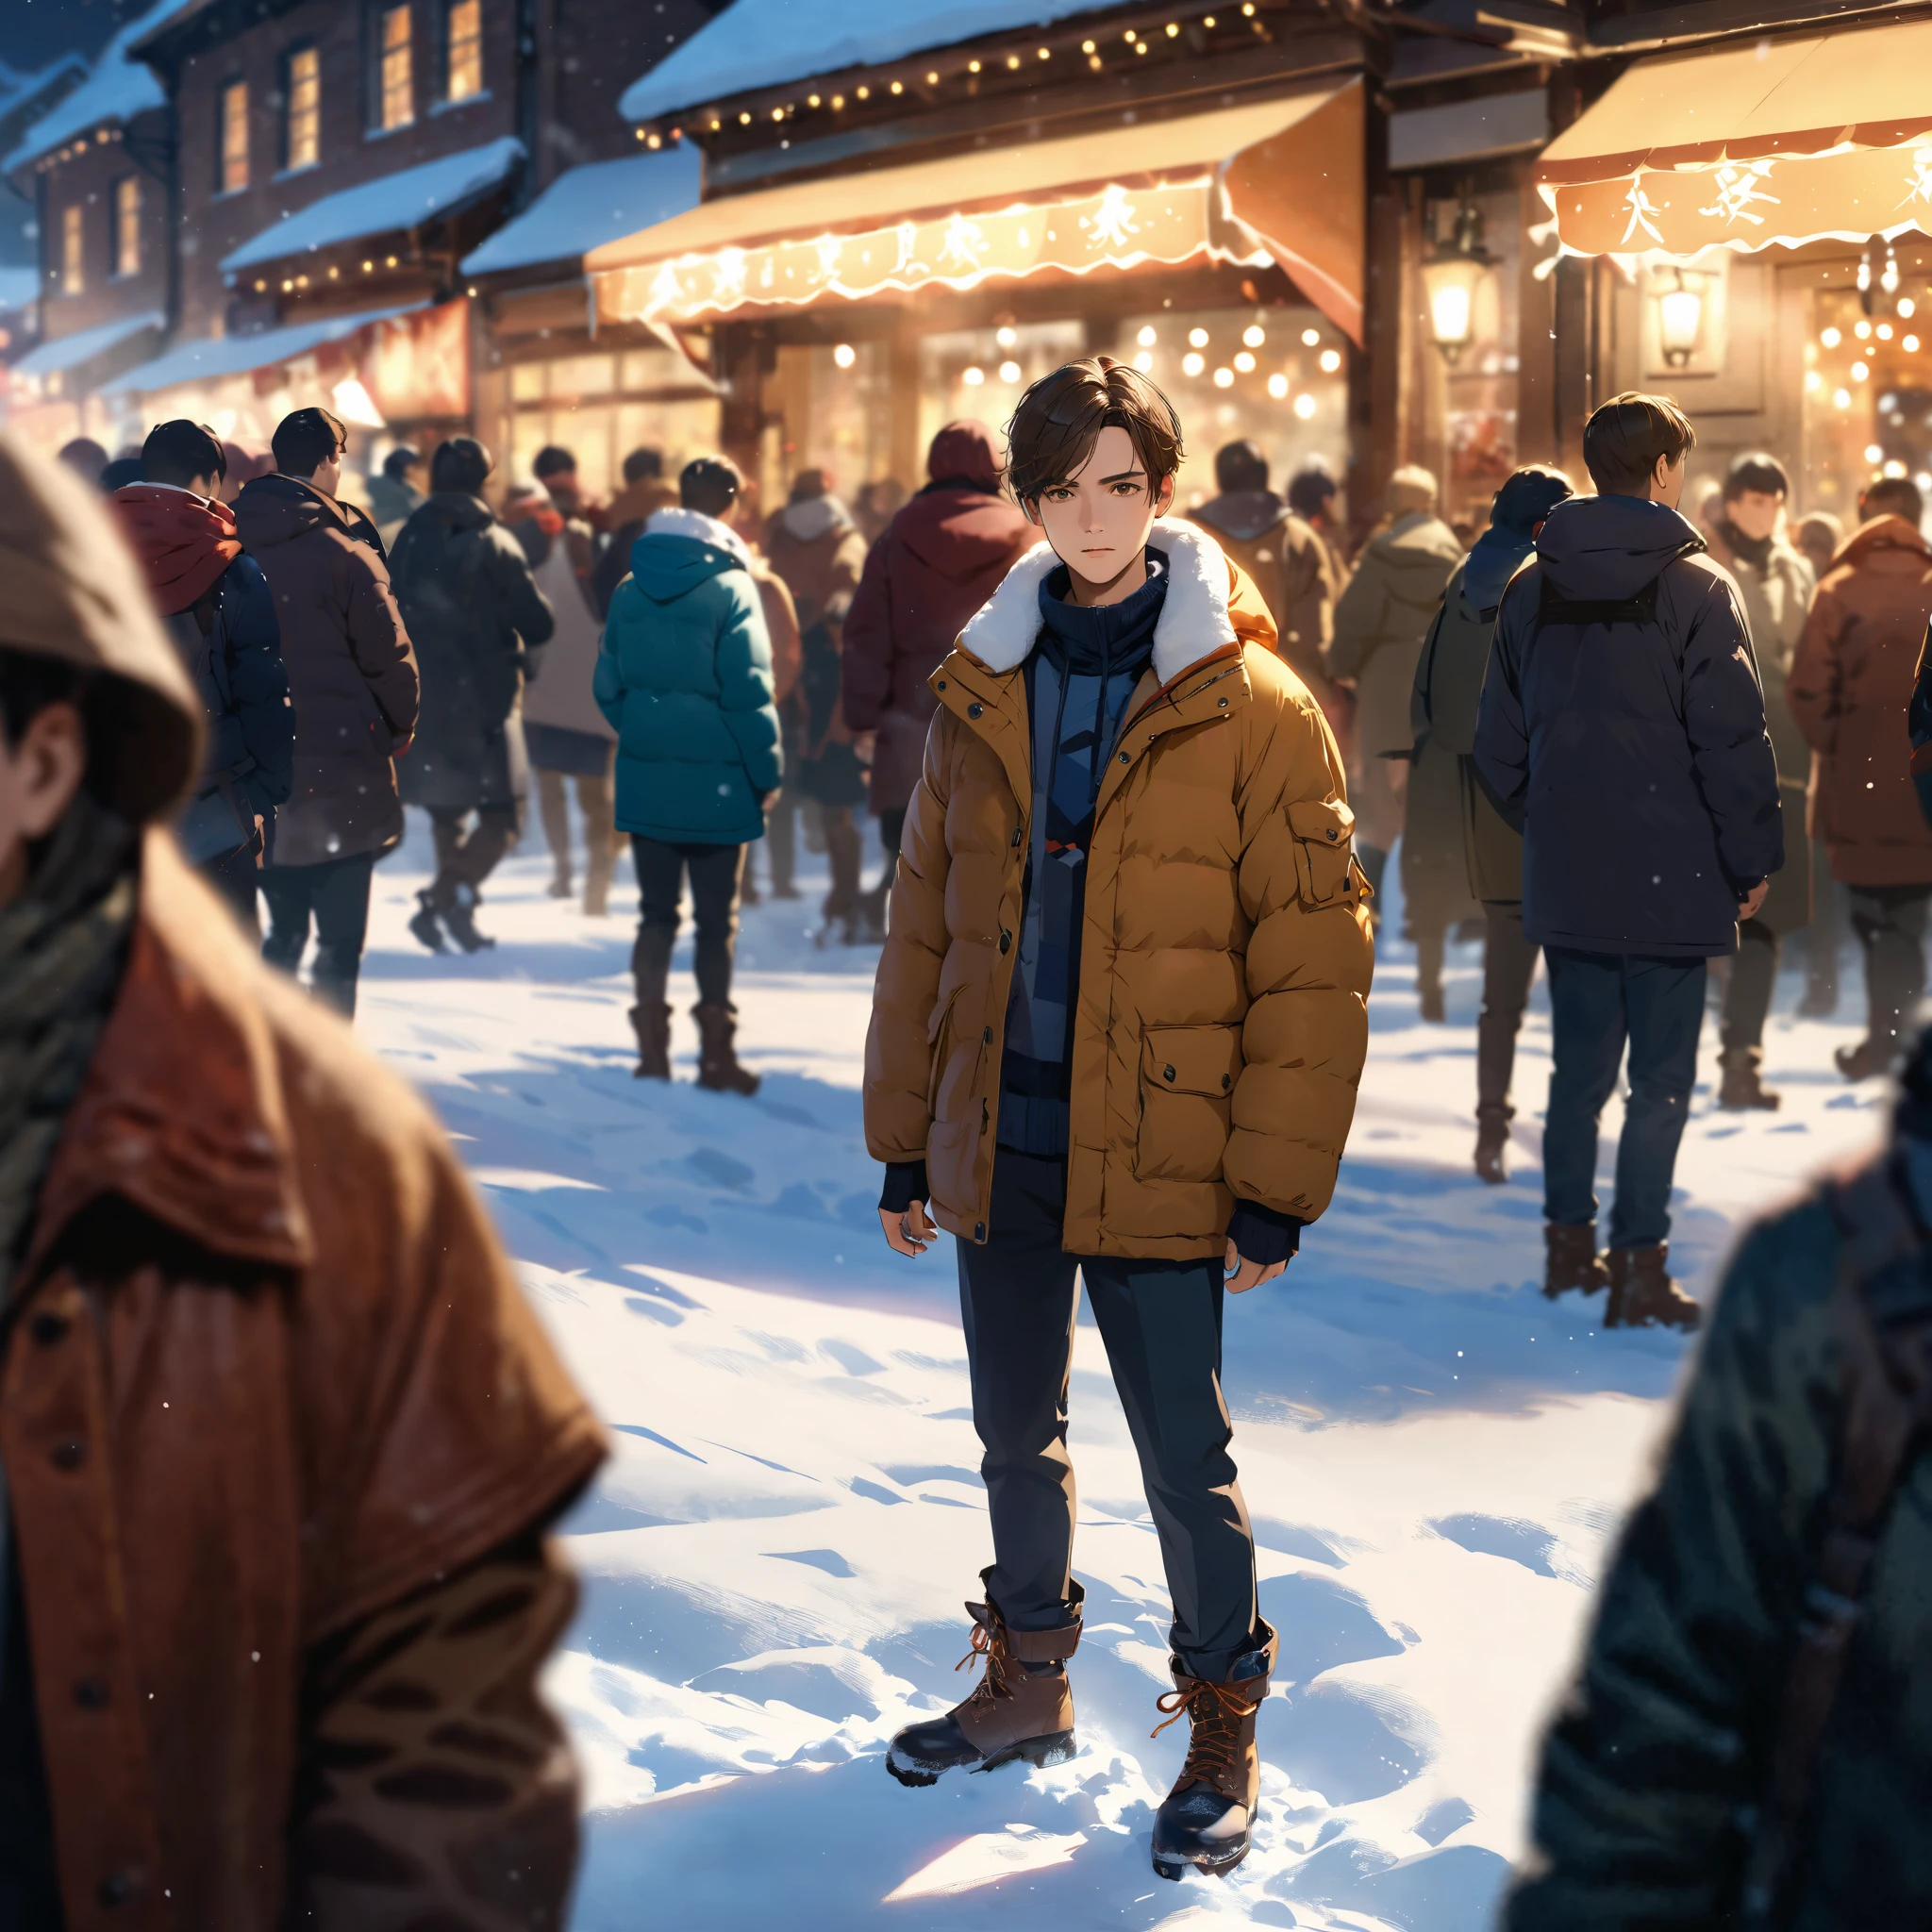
1544;1221;1610;1300
1718;1046;1780;1111
628;1004;671;1081
1150;1618;1278;1881
1605;1243;1702;1331
692;1003;759;1095
886;1580;1083;1787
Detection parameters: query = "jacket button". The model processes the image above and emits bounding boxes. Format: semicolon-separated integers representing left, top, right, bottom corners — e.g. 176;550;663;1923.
936;678;946;691
982;1026;992;1043
998;930;1011;954
1117;752;1129;765
1164;1065;1176;1081
52;1439;85;1472
29;1312;67;1346
75;1678;108;1709
967;701;983;718
98;1874;133;1907
1326;828;1338;841
1221;1074;1232;1091
1218;696;1228;708
974;1222;986;1241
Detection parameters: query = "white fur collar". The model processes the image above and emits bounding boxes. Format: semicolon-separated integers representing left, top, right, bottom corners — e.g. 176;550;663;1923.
957;517;1234;685
644;505;753;571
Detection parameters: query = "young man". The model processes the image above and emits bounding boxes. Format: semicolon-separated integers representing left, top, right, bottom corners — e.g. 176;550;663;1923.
109;419;293;924
390;437;555;953
597;455;781;1092
1788;475;1932;1079
1703;453;1816;1109
1408;465;1574;1178
1474;393;1783;1329
0;431;604;1928
365;442;424;549
235;406;418;1015
864;358;1374;1881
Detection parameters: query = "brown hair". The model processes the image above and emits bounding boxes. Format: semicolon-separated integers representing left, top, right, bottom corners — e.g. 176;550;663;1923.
1861;475;1924;525
1004;356;1183;507
1582;391;1696;496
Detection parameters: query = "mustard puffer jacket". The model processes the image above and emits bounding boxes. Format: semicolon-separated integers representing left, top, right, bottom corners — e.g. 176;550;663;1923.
862;519;1375;1260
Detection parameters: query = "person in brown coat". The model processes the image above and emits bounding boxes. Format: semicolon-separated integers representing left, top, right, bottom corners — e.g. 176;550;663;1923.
0;430;605;1929
864;359;1373;1884
1787;477;1932;1078
841;421;1034;933
765;469;871;941
234;407;419;1014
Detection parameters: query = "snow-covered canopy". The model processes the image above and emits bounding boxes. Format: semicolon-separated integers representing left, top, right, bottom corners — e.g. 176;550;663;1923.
11;309;164;378
104;304;421;396
460;146;702;277
221;137;525;275
618;0;1129;124
1;0;186;176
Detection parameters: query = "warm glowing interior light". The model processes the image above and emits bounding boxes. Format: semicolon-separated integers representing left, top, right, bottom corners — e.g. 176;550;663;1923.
1907;334;1922;352
1852;360;1871;380
1134;350;1153;372
808;94;821;107
830;93;844;108
996;325;1018;347
1241;324;1265;347
998;359;1022;383
968;59;980;73
832;342;857;369
1081;38;1095;52
1805;369;1824;391
889;81;902;95
1821;325;1841;347
1136;325;1158;346
1293;391;1316;419
1319;347;1342;374
1898;297;1916;318
1213;366;1234;388
1865;442;1885;463
1301;326;1320;346
926;72;938;84
1234;351;1256;373
1007;54;1021;68
1182;351;1206;376
963;365;985;385
1834;387;1853;408
1657;285;1703;364
1188;326;1209;347
857;85;870;98
1266;372;1288;399
1877;323;1894;340
1855;319;1873;339
1166;20;1180;33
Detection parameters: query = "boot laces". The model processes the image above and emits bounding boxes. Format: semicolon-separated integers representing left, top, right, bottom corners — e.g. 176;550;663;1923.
1151;1677;1249;1795
956;1618;1015;1712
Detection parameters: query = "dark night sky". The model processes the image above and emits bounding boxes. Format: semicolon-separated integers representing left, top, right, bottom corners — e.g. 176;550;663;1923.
3;0;142;75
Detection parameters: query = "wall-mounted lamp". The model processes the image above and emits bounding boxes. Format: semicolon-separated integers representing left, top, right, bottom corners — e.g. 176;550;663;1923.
1420;199;1493;366
1657;266;1704;368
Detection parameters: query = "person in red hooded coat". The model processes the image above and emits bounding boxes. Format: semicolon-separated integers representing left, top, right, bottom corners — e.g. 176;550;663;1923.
842;421;1035;931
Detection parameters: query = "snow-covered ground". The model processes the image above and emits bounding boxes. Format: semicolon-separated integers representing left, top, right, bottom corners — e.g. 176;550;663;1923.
348;808;1888;1932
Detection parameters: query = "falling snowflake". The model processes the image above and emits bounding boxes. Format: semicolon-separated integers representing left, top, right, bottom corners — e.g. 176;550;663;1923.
1090;184;1142;250
1697;158;1778;226
940;215;990;271
1619;179;1665;246
1899;146;1932;210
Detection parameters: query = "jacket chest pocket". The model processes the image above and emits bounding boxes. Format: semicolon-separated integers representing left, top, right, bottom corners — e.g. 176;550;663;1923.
1136;1024;1239;1183
927;985;986;1124
1289;798;1361;908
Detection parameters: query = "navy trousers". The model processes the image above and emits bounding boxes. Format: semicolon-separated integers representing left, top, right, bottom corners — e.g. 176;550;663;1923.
1543;946;1707;1250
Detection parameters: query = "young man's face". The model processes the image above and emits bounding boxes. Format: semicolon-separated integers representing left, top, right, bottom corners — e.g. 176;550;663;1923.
1025;425;1174;594
1726;487;1784;541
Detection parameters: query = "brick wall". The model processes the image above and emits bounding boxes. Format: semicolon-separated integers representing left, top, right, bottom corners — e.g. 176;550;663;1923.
34;108;172;344
535;0;717;189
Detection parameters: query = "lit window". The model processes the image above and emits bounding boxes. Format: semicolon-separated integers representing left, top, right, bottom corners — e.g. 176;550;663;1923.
113;175;141;277
60;204;83;294
221;79;250;192
445;0;482;102
379;5;415;130
286;45;321;169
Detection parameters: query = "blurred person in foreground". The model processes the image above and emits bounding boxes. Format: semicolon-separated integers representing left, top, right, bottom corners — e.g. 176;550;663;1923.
109;419;293;924
391;437;555;954
1187;439;1342;728
1789;475;1932;1080
1409;464;1574;1176
234;406;417;1015
596;455;780;1092
1475;393;1782;1328
865;357;1373;1881
365;441;424;549
55;437;108;488
0;431;605;1927
764;467;871;941
1327;463;1462;905
1703;453;1816;1110
842;420;1033;938
1506;641;1932;1931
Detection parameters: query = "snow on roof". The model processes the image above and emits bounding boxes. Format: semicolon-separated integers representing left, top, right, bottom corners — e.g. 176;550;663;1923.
0;266;40;311
459;145;702;276
2;1;186;175
618;0;1125;124
12;309;164;378
220;137;525;274
103;304;422;396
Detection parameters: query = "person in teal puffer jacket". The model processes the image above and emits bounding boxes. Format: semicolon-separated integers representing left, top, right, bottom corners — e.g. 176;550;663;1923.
595;455;780;1093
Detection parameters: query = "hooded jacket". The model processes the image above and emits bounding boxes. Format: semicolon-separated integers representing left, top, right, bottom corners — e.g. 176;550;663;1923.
1474;493;1783;957
1786;514;1932;888
863;519;1374;1258
594;507;783;844
232;473;418;867
590;474;680;619
0;433;604;1930
388;491;554;813
110;482;295;833
841;423;1035;813
1186;491;1339;713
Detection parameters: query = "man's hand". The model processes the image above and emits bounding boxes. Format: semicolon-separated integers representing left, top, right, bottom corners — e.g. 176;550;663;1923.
881;1199;936;1257
1224;1241;1289;1294
1738;880;1770;922
852;730;876;766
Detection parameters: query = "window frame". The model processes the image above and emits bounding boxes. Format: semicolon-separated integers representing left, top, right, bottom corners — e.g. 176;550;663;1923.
442;0;484;104
111;174;142;279
218;75;250;195
283;42;322;173
59;202;84;296
373;2;416;134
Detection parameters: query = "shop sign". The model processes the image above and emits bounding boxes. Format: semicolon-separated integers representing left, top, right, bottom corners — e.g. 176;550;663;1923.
594;179;1264;327
363;298;470;420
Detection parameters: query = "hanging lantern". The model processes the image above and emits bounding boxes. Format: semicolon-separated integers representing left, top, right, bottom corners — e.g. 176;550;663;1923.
1657;267;1704;368
1420;199;1493;366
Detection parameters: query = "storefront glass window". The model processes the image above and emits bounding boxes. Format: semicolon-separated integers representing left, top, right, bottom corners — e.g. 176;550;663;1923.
765;341;898;509
508;346;721;500
915;321;1086;477
378;5;415;132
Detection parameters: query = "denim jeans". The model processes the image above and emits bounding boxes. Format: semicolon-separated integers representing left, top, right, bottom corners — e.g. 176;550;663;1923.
260;851;377;1016
1543;946;1707;1250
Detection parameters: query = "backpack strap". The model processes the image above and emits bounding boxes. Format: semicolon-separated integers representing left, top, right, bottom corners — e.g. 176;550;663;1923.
1740;1153;1932;1928
1535;572;1663;631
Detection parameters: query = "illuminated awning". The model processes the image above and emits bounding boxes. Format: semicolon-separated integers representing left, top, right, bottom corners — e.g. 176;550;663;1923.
1539;18;1932;258
587;81;1365;342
